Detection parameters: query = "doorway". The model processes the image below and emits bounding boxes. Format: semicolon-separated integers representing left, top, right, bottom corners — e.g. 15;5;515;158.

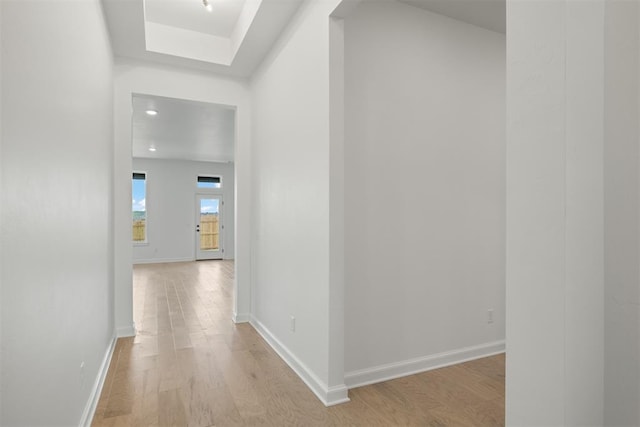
129;94;235;265
114;64;251;338
196;194;223;260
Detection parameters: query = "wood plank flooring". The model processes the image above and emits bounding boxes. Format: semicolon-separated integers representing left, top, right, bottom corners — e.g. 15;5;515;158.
92;261;505;426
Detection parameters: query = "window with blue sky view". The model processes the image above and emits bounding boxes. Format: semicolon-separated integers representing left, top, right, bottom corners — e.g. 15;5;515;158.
132;172;146;242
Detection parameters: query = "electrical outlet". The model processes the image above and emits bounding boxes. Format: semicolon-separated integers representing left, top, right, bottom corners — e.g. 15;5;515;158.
290;315;296;332
487;309;494;324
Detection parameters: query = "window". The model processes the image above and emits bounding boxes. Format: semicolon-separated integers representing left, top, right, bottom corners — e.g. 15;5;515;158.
132;172;146;242
197;175;221;189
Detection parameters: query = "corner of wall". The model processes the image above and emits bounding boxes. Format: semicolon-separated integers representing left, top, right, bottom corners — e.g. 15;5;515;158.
116;323;136;338
328;12;347;398
79;334;118;427
250;317;350;406
232;312;251;323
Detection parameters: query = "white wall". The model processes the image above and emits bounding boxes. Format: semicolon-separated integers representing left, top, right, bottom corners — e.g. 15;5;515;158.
0;1;4;421
506;1;605;424
0;0;115;425
603;1;640;425
114;58;252;331
250;0;348;405
132;158;235;263
343;1;505;382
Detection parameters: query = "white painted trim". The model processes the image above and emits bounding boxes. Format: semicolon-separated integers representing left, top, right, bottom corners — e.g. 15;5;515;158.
344;340;506;389
250;317;350;406
79;335;117;427
232;312;251;323
116;323;136;338
325;384;350;406
133;257;194;265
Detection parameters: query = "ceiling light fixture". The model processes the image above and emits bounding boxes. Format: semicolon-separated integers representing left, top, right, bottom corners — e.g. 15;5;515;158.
145;109;158;116
202;0;213;12
149;146;157;152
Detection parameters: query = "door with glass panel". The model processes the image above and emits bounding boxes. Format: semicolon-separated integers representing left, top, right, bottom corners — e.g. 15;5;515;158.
195;195;223;260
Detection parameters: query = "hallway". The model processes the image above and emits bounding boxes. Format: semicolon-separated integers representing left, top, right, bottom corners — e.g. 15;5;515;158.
92;261;505;426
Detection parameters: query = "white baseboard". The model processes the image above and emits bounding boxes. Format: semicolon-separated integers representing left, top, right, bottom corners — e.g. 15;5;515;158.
116;323;136;338
133;257;194;265
344;340;506;389
249;317;350;406
79;335;117;427
325;385;350;406
232;312;251;323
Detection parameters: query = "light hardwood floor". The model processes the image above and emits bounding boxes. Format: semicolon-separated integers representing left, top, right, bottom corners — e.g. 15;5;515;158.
92;261;505;426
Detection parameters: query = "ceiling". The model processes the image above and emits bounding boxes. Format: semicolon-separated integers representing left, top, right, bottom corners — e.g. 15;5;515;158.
101;0;504;78
132;94;235;162
144;0;247;38
101;0;305;78
108;0;504;162
397;0;505;34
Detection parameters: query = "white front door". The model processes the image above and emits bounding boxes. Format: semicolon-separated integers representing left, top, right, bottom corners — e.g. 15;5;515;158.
196;195;223;260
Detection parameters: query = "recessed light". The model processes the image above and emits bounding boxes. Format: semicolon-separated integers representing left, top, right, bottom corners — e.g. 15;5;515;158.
145;110;158;116
149;147;157;152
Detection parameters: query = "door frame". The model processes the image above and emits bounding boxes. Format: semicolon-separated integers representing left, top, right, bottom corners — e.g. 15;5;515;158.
115;80;252;336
